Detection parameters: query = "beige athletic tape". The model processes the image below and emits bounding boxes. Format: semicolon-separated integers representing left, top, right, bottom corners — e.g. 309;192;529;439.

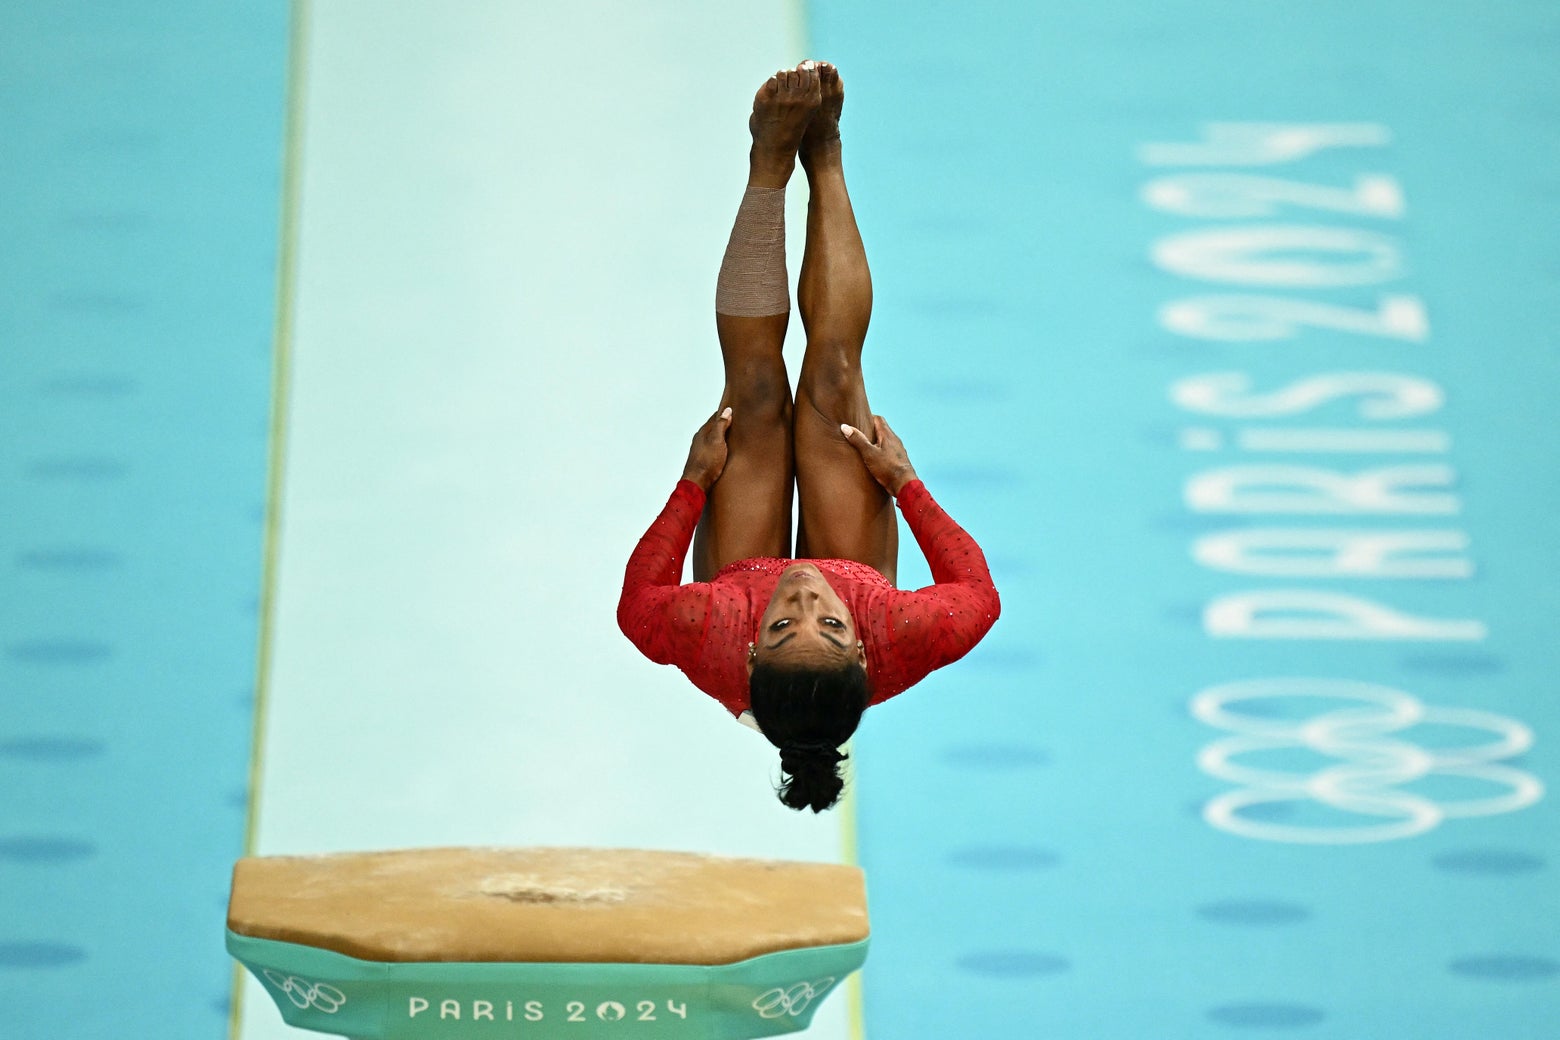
716;186;789;317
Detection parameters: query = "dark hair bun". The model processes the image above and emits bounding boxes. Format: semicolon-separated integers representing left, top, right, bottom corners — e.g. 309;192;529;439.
777;746;847;813
749;660;869;814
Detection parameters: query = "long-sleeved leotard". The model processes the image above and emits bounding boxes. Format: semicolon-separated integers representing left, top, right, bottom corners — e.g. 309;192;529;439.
617;478;1000;715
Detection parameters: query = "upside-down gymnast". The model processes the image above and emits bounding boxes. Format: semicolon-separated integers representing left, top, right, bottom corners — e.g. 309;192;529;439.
618;61;1000;812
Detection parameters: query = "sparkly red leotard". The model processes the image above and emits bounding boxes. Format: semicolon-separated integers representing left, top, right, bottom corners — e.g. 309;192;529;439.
617;478;1000;715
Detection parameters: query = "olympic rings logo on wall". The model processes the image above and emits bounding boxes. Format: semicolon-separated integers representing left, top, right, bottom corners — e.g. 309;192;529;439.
751;977;836;1019
1192;678;1543;844
261;969;347;1014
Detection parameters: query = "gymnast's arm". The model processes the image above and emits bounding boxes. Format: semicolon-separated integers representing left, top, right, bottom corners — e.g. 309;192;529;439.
842;416;1001;668
898;481;1001;620
616;408;732;665
616;480;708;665
887;481;1002;676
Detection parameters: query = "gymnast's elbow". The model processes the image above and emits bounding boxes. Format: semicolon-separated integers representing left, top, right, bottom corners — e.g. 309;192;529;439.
979;585;1002;631
616;605;677;666
615;598;650;651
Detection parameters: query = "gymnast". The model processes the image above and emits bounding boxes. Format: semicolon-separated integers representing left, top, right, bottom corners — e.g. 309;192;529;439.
618;61;999;812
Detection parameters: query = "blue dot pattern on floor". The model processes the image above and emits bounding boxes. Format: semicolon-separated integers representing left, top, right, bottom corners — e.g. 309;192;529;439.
816;0;1560;1036
0;2;288;1036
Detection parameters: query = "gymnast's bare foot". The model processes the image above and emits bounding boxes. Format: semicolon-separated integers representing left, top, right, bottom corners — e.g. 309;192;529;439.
800;61;843;173
748;62;821;189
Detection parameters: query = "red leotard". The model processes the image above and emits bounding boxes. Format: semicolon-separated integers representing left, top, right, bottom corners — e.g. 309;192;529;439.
617;478;1000;715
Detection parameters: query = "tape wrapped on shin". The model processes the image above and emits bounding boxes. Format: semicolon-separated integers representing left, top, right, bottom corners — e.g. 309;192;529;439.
716;186;789;317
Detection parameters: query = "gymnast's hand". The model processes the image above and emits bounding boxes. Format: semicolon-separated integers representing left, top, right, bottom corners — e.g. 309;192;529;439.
841;415;919;496
681;406;734;491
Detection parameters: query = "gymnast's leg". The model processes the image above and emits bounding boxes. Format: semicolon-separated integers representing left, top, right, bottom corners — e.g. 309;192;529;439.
793;62;898;584
691;64;821;582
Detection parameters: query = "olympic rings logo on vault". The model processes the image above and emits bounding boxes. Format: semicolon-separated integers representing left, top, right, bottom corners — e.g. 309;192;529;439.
752;977;836;1019
1191;678;1543;844
261;969;347;1014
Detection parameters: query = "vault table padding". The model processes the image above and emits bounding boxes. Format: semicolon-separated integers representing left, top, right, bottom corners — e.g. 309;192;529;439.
227;847;869;1039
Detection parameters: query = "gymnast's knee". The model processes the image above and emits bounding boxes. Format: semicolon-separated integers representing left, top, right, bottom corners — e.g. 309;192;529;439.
797;351;866;422
726;371;794;427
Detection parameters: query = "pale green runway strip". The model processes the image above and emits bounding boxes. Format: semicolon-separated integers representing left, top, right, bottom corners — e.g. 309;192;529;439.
239;3;856;1038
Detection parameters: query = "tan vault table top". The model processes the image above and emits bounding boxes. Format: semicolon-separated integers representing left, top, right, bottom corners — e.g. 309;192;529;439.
227;847;869;966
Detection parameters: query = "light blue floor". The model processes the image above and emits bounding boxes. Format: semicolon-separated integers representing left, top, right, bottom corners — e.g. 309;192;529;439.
815;1;1560;1037
0;4;288;1038
232;3;857;1040
3;2;1558;1039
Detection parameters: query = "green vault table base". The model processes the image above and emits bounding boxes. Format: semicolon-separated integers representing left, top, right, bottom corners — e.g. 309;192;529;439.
227;847;869;1039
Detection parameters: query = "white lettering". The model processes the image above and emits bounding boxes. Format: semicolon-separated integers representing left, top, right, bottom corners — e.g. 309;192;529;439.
409;997;429;1019
1160;294;1427;342
1142;173;1404;219
525;1001;544;1022
1194;529;1473;578
1154;225;1403;286
474;1000;493;1021
1179;427;1450;453
1205;590;1486;640
441;1000;461;1021
1185;464;1459;514
1138;122;1391;166
1235;428;1448;453
1171;371;1443;419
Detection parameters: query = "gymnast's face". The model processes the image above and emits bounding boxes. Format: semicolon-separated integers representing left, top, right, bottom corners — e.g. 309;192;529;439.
749;563;868;673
